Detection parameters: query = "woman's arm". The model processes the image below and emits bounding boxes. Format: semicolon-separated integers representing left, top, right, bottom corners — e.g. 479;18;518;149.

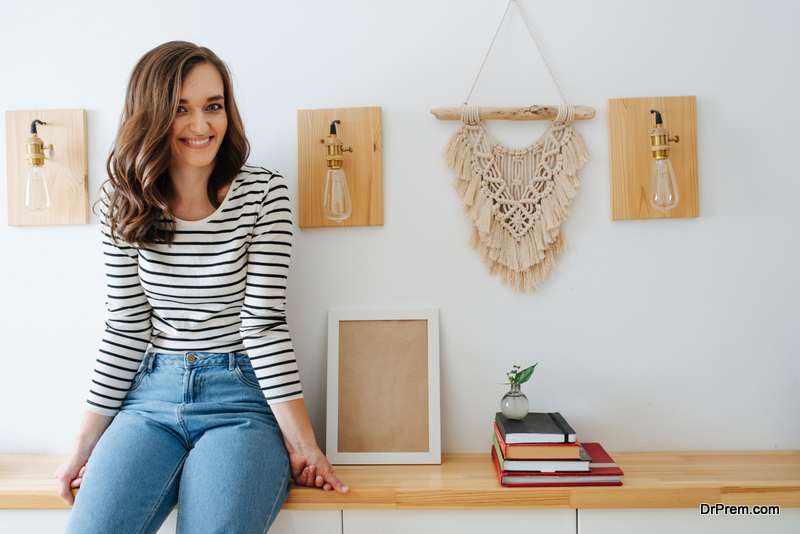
271;399;349;493
238;169;346;492
53;410;114;505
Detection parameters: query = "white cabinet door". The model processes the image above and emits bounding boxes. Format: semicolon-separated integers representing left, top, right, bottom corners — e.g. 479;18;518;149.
270;510;342;534
158;509;342;533
579;508;800;534
344;509;575;534
0;510;70;533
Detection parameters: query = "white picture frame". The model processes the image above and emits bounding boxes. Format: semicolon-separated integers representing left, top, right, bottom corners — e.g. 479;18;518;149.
325;309;441;464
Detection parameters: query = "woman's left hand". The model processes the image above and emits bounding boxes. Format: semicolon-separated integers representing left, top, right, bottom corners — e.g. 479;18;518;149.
270;399;349;493
289;444;349;493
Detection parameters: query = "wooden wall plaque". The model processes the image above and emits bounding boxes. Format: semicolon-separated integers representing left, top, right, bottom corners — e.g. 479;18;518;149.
297;107;383;228
5;109;89;226
608;96;698;220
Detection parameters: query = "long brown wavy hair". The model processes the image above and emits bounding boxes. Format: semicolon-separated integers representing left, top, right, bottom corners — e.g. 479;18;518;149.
100;41;249;246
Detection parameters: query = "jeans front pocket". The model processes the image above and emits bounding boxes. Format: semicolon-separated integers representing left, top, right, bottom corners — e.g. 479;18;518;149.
127;354;152;393
233;364;262;390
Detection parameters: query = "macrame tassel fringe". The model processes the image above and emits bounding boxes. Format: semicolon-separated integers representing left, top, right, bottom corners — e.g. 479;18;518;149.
469;229;567;292
560;128;591;176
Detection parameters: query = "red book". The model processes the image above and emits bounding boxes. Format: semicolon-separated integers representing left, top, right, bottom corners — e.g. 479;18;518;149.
491;442;623;487
494;423;581;459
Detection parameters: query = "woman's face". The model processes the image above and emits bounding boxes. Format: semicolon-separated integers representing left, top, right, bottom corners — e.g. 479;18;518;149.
168;62;228;175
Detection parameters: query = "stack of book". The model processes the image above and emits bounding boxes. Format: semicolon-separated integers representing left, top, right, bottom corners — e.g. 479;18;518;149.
492;412;623;487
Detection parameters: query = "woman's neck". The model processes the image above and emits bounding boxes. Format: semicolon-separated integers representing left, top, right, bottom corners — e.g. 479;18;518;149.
167;163;217;221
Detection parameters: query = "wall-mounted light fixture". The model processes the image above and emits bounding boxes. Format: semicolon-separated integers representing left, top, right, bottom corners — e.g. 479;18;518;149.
607;96;698;220
5;109;89;226
649;109;680;213
297;107;383;228
23;119;54;215
323;120;353;223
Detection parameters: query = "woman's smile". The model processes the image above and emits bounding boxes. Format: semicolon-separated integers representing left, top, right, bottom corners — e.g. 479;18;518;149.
180;136;214;148
181;137;211;148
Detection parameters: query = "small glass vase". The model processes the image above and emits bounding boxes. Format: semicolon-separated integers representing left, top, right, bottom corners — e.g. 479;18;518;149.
500;383;529;420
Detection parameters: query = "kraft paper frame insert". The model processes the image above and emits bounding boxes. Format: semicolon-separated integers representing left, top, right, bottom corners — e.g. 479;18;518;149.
326;309;441;464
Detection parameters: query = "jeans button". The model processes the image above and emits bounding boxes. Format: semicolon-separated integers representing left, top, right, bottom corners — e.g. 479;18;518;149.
187;354;196;363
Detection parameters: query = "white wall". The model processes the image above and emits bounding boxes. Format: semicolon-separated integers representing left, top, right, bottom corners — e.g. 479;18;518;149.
1;0;797;455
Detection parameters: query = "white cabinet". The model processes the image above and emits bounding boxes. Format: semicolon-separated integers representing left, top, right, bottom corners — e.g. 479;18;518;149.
5;508;799;533
344;509;576;534
578;508;800;534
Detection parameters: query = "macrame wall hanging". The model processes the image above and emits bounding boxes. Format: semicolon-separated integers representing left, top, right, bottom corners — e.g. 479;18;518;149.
432;0;594;292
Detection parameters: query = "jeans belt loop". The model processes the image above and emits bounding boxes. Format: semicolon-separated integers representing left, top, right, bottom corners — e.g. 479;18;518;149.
228;352;236;371
146;352;156;372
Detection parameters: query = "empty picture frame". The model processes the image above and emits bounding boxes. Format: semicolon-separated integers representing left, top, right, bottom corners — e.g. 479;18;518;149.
326;309;441;464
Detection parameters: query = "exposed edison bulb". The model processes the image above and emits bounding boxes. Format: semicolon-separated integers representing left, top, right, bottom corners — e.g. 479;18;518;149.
649;109;680;213
24;119;53;215
323;119;352;223
23;163;53;215
323;168;352;222
649;158;679;212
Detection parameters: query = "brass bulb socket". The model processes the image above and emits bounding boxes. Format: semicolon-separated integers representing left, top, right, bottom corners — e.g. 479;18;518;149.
325;134;344;169
650;126;678;160
26;134;47;167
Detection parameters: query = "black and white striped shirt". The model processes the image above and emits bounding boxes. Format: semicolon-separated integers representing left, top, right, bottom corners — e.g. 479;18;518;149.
87;165;302;416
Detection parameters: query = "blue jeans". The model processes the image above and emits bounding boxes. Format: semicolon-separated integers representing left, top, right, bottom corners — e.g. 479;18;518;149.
65;352;291;534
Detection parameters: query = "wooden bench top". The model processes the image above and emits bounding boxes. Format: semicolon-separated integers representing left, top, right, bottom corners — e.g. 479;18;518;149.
2;451;799;510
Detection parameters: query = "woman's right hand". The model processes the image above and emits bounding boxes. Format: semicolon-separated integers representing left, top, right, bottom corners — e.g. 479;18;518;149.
53;451;91;505
54;410;115;505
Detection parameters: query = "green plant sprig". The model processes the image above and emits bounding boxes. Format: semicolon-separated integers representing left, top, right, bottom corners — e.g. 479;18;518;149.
506;363;538;385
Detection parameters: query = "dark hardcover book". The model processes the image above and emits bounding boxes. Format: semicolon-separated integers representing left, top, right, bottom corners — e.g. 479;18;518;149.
495;412;577;444
491;442;623;486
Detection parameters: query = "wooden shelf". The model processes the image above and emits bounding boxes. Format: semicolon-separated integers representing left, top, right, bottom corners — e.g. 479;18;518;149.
2;451;798;510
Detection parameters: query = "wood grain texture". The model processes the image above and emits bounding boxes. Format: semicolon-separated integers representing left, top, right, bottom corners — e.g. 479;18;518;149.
297;107;383;228
3;451;798;510
430;105;595;121
5;110;89;226
0;455;73;509
608;96;699;220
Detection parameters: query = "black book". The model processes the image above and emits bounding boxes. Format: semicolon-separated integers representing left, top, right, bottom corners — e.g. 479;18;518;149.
495;412;577;444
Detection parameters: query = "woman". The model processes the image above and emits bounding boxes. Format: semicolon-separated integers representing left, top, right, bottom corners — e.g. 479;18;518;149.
55;41;347;534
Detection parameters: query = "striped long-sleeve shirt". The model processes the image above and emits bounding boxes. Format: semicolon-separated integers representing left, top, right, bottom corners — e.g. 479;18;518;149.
86;165;303;416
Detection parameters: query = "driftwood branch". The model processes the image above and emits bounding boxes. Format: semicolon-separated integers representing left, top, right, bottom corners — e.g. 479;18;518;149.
430;105;595;121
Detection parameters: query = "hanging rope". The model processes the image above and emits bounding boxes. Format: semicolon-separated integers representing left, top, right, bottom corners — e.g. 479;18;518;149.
464;0;568;105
